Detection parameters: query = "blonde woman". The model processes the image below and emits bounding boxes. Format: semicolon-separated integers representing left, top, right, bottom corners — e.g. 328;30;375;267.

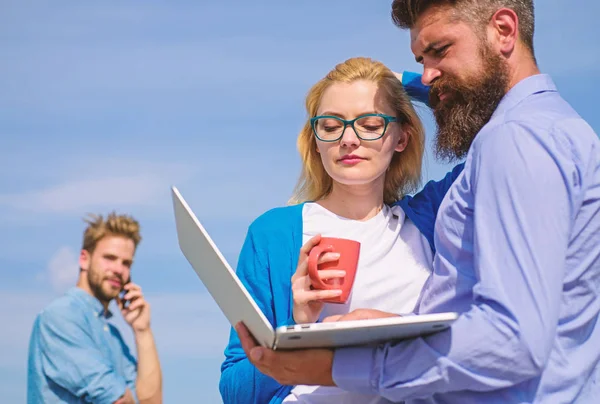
220;57;463;404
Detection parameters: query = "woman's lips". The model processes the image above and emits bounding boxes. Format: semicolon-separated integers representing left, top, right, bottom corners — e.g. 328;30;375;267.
338;155;365;165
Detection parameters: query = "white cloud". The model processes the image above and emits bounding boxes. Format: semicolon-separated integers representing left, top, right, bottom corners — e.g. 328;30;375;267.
41;246;79;293
0;152;297;227
0;158;198;219
1;175;164;213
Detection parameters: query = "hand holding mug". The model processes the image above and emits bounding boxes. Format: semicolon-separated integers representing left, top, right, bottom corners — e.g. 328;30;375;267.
307;237;360;304
291;235;346;324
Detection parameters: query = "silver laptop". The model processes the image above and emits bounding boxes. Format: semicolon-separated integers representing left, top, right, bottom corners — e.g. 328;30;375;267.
171;186;458;350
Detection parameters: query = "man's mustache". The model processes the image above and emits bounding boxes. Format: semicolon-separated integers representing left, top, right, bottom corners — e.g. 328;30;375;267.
429;80;452;109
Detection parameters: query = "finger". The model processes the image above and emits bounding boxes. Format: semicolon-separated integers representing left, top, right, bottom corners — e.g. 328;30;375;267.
350;309;399;320
123;283;140;292
236;323;271;369
295;289;342;304
123;310;138;323
250;343;278;367
294;253;339;286
317;252;340;265
236;322;258;354
292;257;310;281
332;313;354;322
291;274;308;289
125;298;145;312
124;290;142;301
337;309;399;322
299;234;321;256
302;274;313;290
316;270;346;280
322;314;343;323
334;311;369;322
310;289;342;301
295;270;345;292
292;274;321;291
290;275;313;294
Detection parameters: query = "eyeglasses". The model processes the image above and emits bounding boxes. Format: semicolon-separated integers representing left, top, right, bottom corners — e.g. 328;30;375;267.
310;113;398;142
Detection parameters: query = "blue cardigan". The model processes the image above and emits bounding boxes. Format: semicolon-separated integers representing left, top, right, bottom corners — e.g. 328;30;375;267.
218;163;465;404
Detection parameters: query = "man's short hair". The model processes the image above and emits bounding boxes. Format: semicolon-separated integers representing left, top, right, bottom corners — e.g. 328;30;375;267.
82;212;142;253
391;0;535;54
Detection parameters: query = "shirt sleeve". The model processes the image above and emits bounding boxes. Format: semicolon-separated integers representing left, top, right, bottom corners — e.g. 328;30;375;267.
332;122;573;401
398;162;465;253
38;309;128;404
111;323;139;403
402;71;430;105
219;226;291;404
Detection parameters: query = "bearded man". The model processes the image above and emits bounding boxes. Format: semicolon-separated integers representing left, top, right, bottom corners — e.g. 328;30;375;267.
235;1;600;403
27;212;162;404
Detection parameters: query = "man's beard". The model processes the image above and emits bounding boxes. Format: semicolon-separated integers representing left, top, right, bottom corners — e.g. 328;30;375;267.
88;265;123;304
429;43;510;162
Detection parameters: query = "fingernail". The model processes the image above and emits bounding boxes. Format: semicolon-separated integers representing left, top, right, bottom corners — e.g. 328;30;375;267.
250;347;263;361
332;253;341;258
334;290;343;295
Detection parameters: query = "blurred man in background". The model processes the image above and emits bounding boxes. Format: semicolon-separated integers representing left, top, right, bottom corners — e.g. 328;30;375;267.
27;212;162;404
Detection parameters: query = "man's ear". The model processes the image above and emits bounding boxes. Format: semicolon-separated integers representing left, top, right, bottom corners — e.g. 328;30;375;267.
394;128;409;153
489;8;518;55
79;249;91;272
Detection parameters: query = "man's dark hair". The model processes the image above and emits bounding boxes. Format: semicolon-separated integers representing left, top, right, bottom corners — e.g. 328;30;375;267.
391;0;535;54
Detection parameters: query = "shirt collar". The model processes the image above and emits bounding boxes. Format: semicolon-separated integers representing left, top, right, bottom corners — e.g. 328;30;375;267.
492;73;557;119
67;287;113;319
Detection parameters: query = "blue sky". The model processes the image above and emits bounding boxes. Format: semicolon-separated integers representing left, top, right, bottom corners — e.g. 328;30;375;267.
1;1;599;402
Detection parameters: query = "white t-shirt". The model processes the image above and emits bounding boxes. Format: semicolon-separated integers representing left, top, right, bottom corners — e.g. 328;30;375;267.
283;202;433;404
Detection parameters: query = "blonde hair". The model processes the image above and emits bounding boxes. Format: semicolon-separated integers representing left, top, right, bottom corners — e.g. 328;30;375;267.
81;211;142;253
289;57;425;205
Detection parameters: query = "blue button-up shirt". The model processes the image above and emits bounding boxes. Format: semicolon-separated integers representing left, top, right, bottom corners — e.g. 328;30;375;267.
27;287;138;404
332;74;600;403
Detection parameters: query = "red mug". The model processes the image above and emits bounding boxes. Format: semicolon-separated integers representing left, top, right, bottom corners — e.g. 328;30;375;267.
307;237;360;304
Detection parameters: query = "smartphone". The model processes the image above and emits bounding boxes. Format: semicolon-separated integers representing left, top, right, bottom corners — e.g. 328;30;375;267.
119;276;131;309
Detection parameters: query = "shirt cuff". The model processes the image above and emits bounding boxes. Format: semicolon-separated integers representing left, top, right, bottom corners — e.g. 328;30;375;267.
95;382;128;404
332;345;378;395
401;71;430;105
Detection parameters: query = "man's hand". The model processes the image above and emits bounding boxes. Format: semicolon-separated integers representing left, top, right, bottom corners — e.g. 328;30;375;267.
323;308;400;323
113;389;135;404
236;322;336;386
118;283;151;333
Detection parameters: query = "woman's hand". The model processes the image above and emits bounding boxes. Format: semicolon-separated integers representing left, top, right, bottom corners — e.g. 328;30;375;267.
322;309;400;323
291;234;345;324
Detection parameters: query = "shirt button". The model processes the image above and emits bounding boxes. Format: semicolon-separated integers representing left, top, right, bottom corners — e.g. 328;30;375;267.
104;325;109;332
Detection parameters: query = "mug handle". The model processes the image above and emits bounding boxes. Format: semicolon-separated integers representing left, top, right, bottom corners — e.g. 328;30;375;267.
307;245;336;290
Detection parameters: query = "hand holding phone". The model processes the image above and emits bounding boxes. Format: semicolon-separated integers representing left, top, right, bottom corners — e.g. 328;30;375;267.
117;278;152;333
